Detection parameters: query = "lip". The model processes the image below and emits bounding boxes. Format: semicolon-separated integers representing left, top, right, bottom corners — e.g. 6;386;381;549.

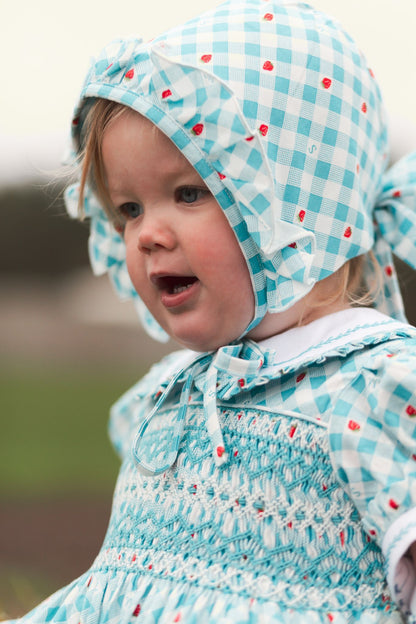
150;273;200;309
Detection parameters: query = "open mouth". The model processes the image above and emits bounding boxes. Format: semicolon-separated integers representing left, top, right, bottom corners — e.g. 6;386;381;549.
153;275;198;295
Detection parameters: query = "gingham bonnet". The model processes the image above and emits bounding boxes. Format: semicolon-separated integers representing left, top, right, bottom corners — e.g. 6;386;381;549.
65;0;416;343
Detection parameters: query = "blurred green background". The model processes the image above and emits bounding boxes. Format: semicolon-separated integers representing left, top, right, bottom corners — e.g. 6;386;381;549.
1;182;415;619
0;183;173;618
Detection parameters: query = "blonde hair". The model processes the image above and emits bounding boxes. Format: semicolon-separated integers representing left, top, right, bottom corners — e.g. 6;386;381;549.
78;97;381;308
79;98;130;229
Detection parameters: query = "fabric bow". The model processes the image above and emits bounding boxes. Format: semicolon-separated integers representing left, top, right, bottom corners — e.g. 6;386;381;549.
132;340;275;475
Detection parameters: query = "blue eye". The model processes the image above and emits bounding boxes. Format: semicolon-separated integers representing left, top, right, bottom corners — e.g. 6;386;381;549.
119;202;143;219
177;187;210;204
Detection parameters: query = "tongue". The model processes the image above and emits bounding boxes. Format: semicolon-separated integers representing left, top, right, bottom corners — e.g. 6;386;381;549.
162;276;197;294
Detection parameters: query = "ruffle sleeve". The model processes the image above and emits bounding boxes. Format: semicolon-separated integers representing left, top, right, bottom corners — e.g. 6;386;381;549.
329;336;416;616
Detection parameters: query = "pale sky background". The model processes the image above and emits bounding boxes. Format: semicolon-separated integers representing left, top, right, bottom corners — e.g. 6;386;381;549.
1;0;416;184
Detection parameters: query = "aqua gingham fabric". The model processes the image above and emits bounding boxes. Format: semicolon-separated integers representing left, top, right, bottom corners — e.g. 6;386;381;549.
64;0;416;340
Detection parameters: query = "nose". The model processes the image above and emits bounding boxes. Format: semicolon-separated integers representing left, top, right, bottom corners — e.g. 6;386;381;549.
136;207;176;254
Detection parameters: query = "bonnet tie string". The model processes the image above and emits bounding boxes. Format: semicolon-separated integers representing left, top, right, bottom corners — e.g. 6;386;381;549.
132;341;272;476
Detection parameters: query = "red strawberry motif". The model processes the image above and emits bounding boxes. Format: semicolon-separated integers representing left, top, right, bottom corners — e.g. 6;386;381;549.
263;60;274;71
348;420;360;431
174;614;182;622
287;521;293;528
133;604;141;617
361;102;367;113
327;615;334;623
297;209;306;223
339;531;345;546
259;124;269;136
385;265;393;277
245;136;254;141
289;425;297;438
389;499;399;510
191;123;204;136
87;575;92;587
238;378;245;387
200;54;212;63
406;405;416;416
322;484;328;491
217;445;225;457
132;554;137;562
125;68;135;80
72;117;80;126
263;12;273;20
234;450;238;457
369;529;376;536
322;77;332;89
217;171;226;180
296;372;306;383
288;242;297;249
393;190;401;198
162;89;172;99
344;226;352;238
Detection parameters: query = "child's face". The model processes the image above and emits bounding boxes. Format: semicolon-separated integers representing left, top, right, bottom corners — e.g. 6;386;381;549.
102;111;255;351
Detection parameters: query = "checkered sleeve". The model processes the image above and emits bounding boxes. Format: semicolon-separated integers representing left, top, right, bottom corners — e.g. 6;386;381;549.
329;338;416;614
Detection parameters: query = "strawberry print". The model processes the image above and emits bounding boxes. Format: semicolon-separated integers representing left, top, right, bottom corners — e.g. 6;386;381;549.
327;615;334;623
200;54;212;63
289;425;297;438
288;242;297;249
125;68;135;80
348;420;360;431
259;124;269;136
384;265;393;277
72;117;80;126
393;190;401;198
321;77;332;89
344;226;352;238
162;89;172;99
174;614;182;622
133;604;141;617
245;136;254;141
217;445;225;457
217;171;226;180
263;12;274;21
297;209;306;223
389;499;399;510
296;372;306;383
191;123;204;136
238;378;245;387
262;60;274;71
361;102;367;113
339;531;345;547
406;405;416;416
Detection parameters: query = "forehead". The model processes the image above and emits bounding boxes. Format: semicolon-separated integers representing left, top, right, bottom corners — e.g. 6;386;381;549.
102;110;200;185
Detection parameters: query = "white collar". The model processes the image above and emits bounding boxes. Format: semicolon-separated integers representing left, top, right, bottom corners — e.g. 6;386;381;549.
258;307;410;370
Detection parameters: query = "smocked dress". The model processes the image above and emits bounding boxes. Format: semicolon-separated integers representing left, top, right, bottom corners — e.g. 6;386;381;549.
5;307;416;623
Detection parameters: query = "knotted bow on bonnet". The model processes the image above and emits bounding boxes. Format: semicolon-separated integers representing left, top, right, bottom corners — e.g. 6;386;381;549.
65;0;416;473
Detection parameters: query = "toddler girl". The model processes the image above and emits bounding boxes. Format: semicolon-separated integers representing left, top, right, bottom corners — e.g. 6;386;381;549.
6;0;416;621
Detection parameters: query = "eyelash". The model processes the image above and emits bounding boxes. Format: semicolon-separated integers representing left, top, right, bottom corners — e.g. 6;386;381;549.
116;186;211;221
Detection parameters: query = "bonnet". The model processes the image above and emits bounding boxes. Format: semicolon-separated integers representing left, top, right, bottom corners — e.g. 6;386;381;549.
65;0;416;342
64;0;416;474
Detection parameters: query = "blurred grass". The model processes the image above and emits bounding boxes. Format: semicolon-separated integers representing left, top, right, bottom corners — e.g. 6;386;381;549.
0;568;52;619
0;364;145;617
0;365;144;498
